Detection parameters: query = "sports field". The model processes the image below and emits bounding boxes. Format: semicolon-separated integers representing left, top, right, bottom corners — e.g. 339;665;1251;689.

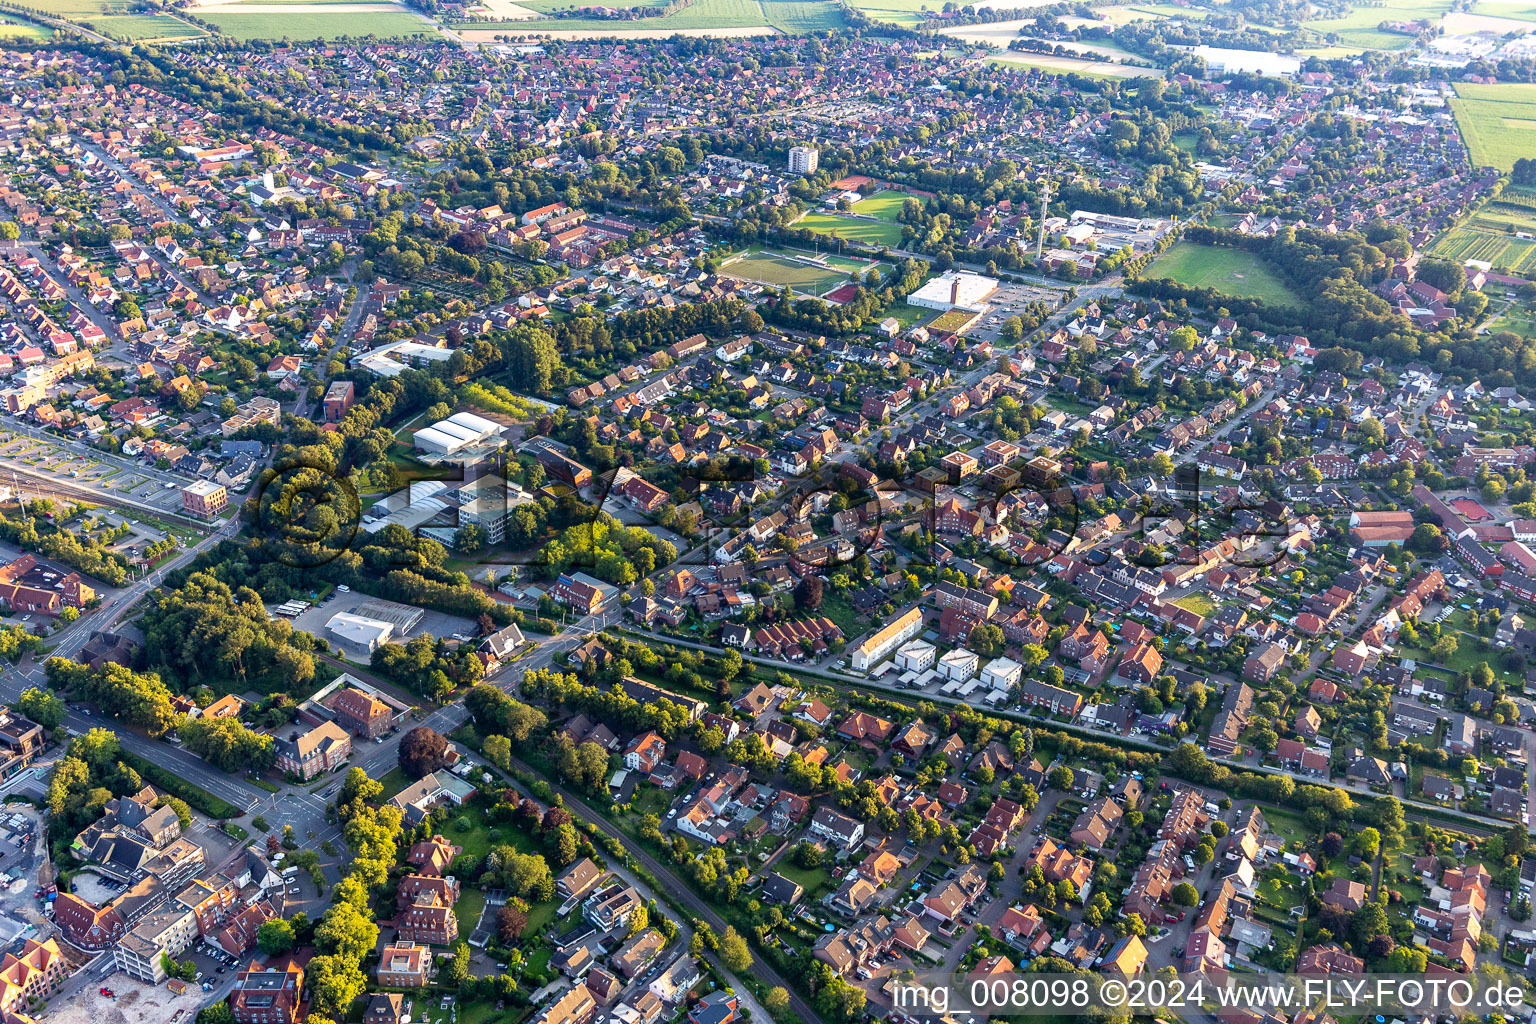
719;251;849;294
1451;83;1536;173
1431;188;1536;275
849;189;910;222
1146;242;1300;306
798;211;906;247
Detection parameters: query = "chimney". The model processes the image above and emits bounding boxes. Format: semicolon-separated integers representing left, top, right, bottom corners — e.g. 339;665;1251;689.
950;276;961;306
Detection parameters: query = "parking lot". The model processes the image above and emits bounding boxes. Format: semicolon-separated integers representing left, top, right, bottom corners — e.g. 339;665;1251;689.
965;281;1065;344
286;591;477;658
0;430;188;515
0;806;50;938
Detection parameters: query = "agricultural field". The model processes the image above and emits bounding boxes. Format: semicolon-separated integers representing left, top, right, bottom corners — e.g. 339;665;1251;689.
718;250;852;295
454;0;778;33
201;9;431;35
93;13;205;36
844;0;936;27
1431;188;1536;276
1302;0;1453;49
23;0;204;36
27;0;205;34
1145;242;1301;306
1451;83;1536;173
796;210;906;247
761;0;847;32
1468;0;1536;21
848;189;909;223
512;0;666;10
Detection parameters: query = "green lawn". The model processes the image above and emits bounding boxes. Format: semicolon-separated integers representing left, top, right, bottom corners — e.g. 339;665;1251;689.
1173;593;1217;616
1146;242;1301;307
377;766;412;800
849;190;910;223
1452;83;1536;173
0;18;52;36
457;888;487;942
817;592;867;641
797;211;906;247
201;10;434;36
772;860;831;897
441;796;547;864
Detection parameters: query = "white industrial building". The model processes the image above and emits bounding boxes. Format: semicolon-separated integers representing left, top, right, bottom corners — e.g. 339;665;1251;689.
326;611;396;651
894;640;936;673
980;656;1023;690
413;411;507;457
937;648;979;682
908;271;999;313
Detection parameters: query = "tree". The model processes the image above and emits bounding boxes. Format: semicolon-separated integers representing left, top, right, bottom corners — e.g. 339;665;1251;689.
1429;635;1459;663
305;954;367;1017
446;942;472;986
484;734;512;770
1047;766;1075;791
398;726;451;778
455;523;489;554
1353;827;1381;861
1168;326;1198;352
497;902;530;942
257;919;296;957
337;767;382;809
1353;902;1389;945
503;324;562;393
197;1004;236;1024
15;687;64;729
719;926;753;972
765;988;791;1017
1320;832;1345;859
1170;882;1198;907
794;575;824;610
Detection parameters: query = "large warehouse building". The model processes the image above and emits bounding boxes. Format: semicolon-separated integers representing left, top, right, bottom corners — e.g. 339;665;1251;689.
413;412;507;457
326;612;396;651
908;271;999;313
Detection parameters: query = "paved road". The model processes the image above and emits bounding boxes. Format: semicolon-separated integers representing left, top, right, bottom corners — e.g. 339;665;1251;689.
2;517;270;812
512;755;818;1023
622;626;1522;835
